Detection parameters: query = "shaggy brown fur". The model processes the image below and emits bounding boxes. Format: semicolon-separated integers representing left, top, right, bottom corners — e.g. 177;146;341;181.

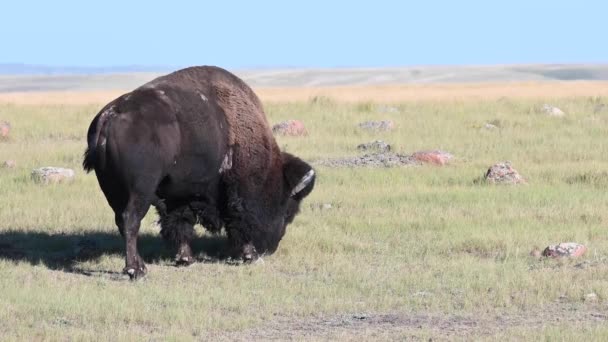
83;66;315;279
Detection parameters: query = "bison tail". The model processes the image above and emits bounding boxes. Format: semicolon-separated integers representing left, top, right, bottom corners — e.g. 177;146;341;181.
83;146;95;172
82;107;114;173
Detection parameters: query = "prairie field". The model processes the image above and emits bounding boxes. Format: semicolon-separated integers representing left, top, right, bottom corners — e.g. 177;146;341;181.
1;83;608;340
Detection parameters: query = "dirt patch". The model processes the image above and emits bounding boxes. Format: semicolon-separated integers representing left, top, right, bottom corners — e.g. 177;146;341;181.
315;153;418;168
215;304;608;341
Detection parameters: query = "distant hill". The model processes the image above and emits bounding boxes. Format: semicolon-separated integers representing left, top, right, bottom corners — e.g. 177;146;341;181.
0;63;173;75
0;64;607;92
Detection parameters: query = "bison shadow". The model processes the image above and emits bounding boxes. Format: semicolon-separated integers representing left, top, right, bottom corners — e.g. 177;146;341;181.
0;230;233;277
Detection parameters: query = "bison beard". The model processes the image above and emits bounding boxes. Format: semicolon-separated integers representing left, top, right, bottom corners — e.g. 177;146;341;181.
83;66;315;279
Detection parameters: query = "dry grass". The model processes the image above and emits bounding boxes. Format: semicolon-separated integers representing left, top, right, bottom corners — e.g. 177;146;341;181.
2;81;608;105
1;83;608;340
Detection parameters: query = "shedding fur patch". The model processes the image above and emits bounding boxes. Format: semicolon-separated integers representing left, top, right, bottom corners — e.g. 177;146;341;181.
219;148;233;174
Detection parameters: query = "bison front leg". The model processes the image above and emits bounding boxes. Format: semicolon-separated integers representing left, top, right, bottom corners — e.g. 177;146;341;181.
226;228;259;263
159;205;196;266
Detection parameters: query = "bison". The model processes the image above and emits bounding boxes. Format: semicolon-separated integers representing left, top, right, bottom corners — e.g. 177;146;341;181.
83;66;315;279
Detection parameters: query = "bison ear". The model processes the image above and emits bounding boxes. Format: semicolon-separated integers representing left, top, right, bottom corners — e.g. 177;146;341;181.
282;152;315;200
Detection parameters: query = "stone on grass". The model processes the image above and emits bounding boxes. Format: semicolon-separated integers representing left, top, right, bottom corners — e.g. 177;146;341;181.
0;121;10;139
412;150;453;166
541;104;565;117
310;203;334;211
376;105;399;113
2;160;16;169
484;162;525;185
358;120;395;132
310;96;333;105
272;120;308;136
542;242;587;258
584;293;598;302
357;140;391;153
31;167;75;184
593;104;607;114
529;248;542;258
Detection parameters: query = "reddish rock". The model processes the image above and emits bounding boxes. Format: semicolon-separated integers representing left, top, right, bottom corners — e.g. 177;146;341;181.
272;120;308;136
484;161;525;184
411;150;453;166
2;160;16;168
542;242;587;258
0;121;10;139
358;120;395;132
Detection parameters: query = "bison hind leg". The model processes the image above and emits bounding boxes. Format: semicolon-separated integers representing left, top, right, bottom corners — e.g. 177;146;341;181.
159;205;196;266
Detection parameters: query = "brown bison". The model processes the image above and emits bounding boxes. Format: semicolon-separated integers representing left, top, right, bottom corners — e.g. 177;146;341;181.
83;66;315;279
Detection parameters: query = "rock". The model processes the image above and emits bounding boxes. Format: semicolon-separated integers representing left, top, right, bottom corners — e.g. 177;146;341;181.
310;96;333;105
484;161;525;185
529;248;542;258
376;105;399;113
2;160;16;169
357;140;391;153
412;291;433;298
541;104;565;117
484;123;498;130
411;150;453;166
316;152;417;168
584;293;598;302
272;120;308;136
358;120;395;132
594;104;608;114
542;242;587;258
31;167;75;184
0;121;10;139
310;203;334;211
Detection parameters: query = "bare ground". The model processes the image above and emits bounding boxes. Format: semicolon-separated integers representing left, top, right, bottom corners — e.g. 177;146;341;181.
213;305;608;341
314;153;419;168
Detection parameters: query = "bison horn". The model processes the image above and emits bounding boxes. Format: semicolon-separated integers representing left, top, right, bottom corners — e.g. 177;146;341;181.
291;169;315;197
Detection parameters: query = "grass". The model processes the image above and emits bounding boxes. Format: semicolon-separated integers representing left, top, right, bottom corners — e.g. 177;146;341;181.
1;86;608;340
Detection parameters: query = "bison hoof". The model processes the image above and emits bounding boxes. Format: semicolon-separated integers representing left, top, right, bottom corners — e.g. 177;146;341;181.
242;244;259;263
175;255;194;267
123;266;147;280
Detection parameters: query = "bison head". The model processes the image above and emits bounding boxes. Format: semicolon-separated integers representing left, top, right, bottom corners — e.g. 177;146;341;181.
242;152;315;259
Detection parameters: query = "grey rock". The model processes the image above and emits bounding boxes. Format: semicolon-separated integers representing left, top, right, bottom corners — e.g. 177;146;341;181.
594;104;608;114
541;104;565;117
584;293;598;302
376;105;399;113
357;140;391;153
31;167;75;184
358;120;395;132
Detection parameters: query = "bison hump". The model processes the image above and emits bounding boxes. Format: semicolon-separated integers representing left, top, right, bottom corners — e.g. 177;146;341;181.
212;82;270;147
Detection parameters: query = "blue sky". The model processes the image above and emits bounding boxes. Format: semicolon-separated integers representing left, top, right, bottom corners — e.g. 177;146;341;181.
2;0;605;68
